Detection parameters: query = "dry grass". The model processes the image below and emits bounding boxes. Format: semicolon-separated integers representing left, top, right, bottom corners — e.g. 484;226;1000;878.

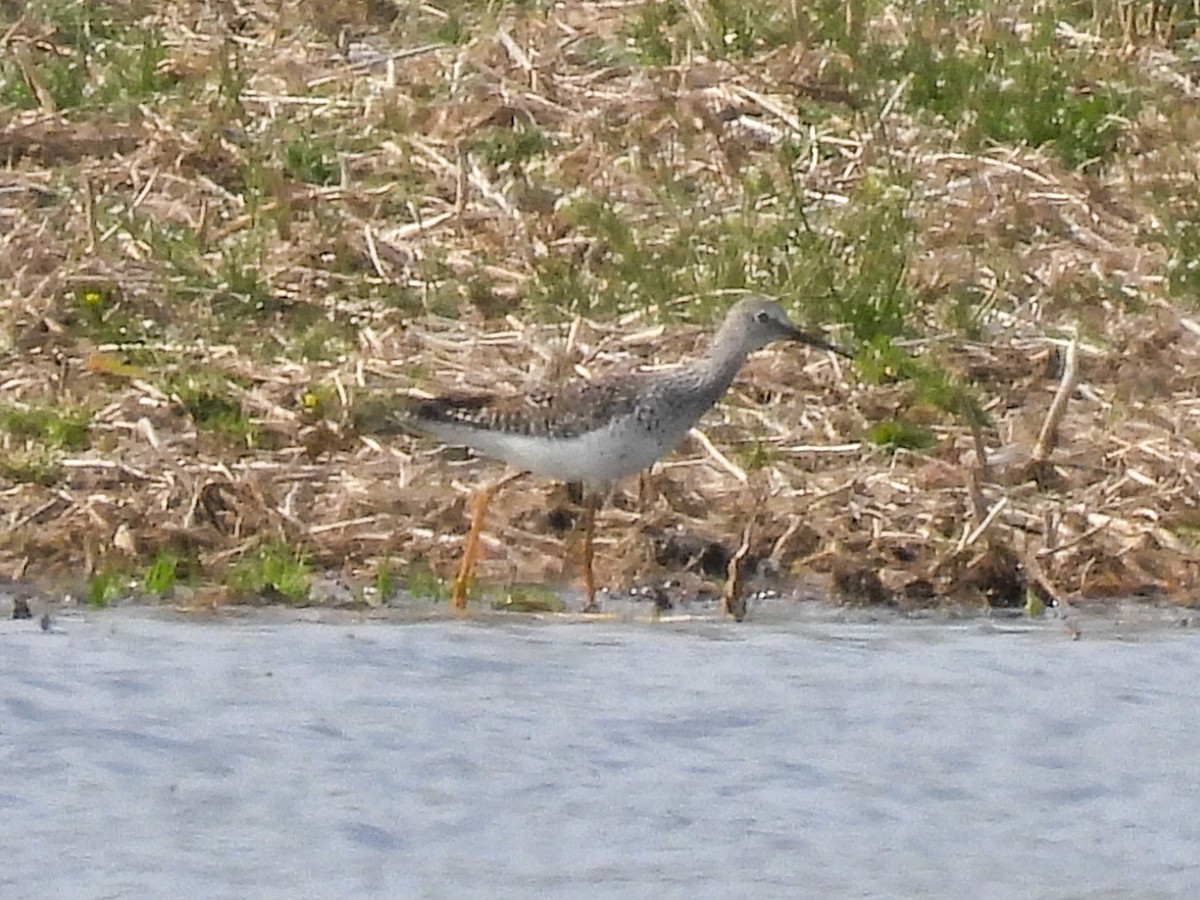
2;0;1200;613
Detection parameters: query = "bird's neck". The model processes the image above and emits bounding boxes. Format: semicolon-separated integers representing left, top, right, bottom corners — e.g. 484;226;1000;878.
681;328;751;408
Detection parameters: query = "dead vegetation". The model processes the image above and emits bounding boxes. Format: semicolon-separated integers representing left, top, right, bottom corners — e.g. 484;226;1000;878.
1;0;1199;614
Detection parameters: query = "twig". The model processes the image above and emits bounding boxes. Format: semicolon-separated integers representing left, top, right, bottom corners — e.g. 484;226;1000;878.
2;496;67;533
878;72;912;120
496;29;533;73
721;518;755;622
781;442;863;454
363;225;388;280
688;427;748;484
1035;519;1111;559
1032;339;1078;463
306;44;444;88
58;458;154;481
967;467;988;523
308;515;387;535
769;515;805;566
955;495;1009;553
1023;550;1066;604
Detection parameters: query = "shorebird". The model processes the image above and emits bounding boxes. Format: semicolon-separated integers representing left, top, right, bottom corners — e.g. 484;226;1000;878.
405;296;849;611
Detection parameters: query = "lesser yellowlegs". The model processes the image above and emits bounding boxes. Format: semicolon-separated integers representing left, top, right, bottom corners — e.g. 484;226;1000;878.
406;296;849;611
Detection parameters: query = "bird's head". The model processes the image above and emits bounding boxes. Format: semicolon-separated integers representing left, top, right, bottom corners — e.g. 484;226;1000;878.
727;296;851;358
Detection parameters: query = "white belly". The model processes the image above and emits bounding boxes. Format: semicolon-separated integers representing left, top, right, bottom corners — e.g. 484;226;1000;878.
426;416;691;486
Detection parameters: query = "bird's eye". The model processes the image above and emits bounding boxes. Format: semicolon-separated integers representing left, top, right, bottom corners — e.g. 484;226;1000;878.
755;310;771;323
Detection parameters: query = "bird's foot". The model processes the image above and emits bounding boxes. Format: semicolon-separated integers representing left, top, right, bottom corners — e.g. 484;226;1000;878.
448;579;470;612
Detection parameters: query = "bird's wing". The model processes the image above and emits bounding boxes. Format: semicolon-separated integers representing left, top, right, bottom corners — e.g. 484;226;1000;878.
410;373;647;440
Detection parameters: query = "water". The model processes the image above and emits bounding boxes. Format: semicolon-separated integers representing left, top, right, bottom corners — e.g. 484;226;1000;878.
3;605;1198;899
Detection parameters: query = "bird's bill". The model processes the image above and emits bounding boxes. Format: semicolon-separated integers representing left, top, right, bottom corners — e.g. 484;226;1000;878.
788;326;854;359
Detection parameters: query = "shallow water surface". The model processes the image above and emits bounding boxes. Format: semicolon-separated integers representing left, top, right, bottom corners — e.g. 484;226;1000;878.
3;608;1198;898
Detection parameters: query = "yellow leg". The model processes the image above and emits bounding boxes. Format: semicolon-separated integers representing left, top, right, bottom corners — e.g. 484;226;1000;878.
581;491;601;613
450;472;526;610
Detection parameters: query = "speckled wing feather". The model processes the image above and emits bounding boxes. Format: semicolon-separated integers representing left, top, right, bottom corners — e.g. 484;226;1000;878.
410;373;650;440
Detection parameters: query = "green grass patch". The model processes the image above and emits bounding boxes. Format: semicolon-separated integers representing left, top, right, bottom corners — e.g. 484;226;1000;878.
63;284;154;345
0;448;63;486
1167;520;1200;551
0;402;92;450
790;174;917;344
87;566;128;608
228;541;311;604
939;285;996;341
128;217;210;286
883;12;1137;170
213;37;248;120
434;14;472;45
1168;224;1200;304
869;350;990;430
529;169;917;343
529;193;691;315
282;317;355;363
866;417;937;451
857;340;990;433
471;122;554;169
163;370;260;448
1162;200;1200;307
624;0;807;64
695;0;803;59
0;2;178;111
367;560;398;605
282;130;342;187
141;550;183;597
624;1;684;65
298;383;338;420
405;561;449;602
491;584;567;613
736;440;777;472
214;235;275;313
